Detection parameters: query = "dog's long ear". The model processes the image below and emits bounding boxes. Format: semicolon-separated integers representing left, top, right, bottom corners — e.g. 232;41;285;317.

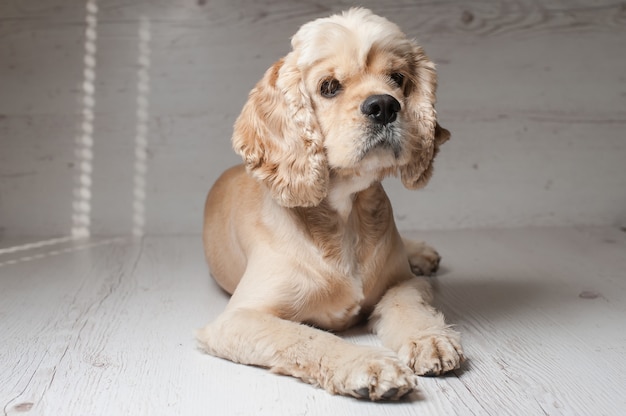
232;56;328;207
400;44;451;190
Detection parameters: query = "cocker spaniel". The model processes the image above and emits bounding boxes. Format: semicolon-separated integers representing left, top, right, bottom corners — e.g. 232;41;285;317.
197;8;464;400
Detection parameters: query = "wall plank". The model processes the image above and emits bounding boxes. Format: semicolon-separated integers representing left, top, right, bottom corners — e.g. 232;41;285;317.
1;0;625;235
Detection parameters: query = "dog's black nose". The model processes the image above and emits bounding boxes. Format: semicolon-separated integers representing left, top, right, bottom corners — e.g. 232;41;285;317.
360;94;401;125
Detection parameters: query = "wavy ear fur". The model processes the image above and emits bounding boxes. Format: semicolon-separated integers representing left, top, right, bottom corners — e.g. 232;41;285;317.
232;56;328;207
400;44;451;190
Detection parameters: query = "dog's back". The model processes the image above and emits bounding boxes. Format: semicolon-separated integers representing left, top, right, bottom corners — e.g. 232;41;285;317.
203;165;255;294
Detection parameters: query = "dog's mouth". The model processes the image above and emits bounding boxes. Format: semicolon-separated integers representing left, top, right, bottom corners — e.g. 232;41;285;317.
357;124;403;161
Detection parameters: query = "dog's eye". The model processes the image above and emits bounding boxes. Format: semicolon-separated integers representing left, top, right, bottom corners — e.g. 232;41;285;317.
320;78;341;98
390;73;405;88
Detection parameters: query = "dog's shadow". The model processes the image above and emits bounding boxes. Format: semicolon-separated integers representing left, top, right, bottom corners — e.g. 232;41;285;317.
341;266;562;338
430;267;568;324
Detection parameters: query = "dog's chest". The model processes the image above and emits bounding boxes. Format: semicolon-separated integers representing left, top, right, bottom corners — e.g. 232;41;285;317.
299;236;384;331
301;267;366;331
293;186;393;330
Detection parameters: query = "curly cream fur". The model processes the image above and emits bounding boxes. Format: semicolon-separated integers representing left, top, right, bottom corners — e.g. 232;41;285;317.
232;57;329;207
198;8;463;401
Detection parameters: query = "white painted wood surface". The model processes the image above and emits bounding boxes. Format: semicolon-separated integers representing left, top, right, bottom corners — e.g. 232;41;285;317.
1;227;625;415
1;0;626;236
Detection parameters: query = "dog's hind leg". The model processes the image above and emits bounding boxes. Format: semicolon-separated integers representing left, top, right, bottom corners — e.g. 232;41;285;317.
402;237;441;276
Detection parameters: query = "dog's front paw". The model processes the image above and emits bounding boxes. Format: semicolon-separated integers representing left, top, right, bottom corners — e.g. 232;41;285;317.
398;329;465;376
405;240;441;276
324;347;417;401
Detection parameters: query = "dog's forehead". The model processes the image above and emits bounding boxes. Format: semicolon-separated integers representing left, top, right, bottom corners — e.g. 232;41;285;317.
292;8;412;70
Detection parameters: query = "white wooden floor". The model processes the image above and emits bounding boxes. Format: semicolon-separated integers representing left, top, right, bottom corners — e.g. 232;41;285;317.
1;227;625;415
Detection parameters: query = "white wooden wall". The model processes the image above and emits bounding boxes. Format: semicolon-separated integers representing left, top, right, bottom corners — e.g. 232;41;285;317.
1;0;625;236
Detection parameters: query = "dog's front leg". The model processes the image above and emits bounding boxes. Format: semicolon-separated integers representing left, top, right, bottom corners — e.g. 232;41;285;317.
370;278;465;376
197;308;417;400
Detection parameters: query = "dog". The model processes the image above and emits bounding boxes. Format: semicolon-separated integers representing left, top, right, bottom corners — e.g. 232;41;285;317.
196;8;464;401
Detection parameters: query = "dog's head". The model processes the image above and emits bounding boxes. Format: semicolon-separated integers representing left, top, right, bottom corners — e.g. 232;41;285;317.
233;8;450;207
